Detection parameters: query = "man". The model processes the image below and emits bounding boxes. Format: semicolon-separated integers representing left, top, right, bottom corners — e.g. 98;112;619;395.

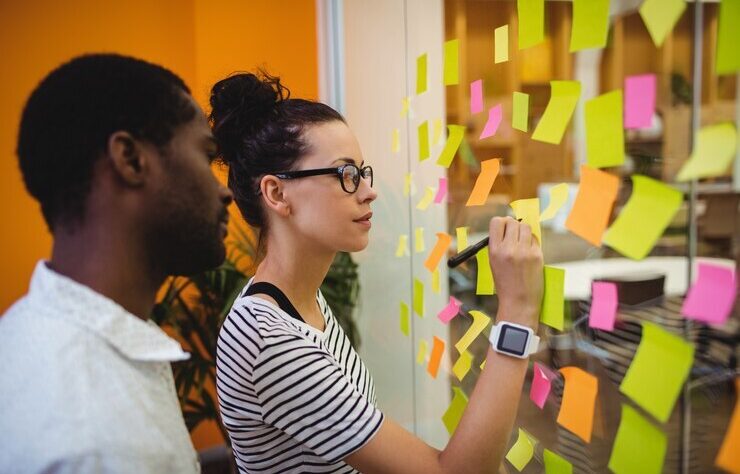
0;54;233;472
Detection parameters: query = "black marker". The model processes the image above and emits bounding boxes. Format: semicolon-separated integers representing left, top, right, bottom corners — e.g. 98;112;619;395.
447;218;522;269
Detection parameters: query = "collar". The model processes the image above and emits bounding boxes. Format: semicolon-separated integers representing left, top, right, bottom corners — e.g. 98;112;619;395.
27;261;190;362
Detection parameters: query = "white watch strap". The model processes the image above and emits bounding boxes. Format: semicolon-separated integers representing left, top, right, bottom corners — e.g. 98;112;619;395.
489;322;539;357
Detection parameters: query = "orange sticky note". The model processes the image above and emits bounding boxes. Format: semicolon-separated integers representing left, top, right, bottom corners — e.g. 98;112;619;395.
557;366;598;443
425;232;453;272
716;378;740;473
466;159;501;206
427;336;445;379
565;165;620;246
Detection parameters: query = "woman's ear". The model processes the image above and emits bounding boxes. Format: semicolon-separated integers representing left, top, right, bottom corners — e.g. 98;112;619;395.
260;175;291;217
106;131;149;187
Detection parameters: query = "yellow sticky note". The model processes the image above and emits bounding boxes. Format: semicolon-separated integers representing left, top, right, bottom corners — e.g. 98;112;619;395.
480;359;486;370
540;266;564;330
716;378;740;473
510;198;542;243
416;339;428;365
443;39;459;85
557;366;598;443
495;25;509;63
456;226;469;252
532;81;581;145
476;248;495;295
585;90;625;168
416;53;427;94
677;123;737;181
400;96;411;117
716;0;740;75
570;0;610;52
415;227;425;253
455;310;491;354
432;118;443;145
505;428;536;471
432;268;441;294
540;183;569;221
436;125;466;168
395;234;409;257
413;278;424;317
452;351;473;382
442;387;468;435
602;175;682;260
544;449;573;474
513;92;529;132
639;0;686;48
392;128;400;153
565;165;620;246
399;301;410;336
418;120;430;161
416;186;435;211
608;404;667;474
466;159;501;206
518;0;544;49
404;173;416;197
620;322;695;423
425;232;452;273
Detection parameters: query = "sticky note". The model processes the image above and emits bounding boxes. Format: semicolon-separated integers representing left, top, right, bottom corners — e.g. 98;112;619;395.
437;125;466;168
455;310;491;354
466;159;500;206
403;173;416;196
479;104;503;139
540;182;569;221
434;178;448;203
585;90;625;168
505;428;536;471
589;281;618;331
495;25;509;63
620;322;695;423
424;232;453;273
603;175;682;260
415;227;425;253
470;79;484;114
416;53;427;94
432;118;443;145
427;336;445;378
453;350;473;381
544;449;573;474
518;0;544;49
570;0;609;52
540;266;565;330
557;366;598;443
395;234;409;257
418;120;430;161
416;186;435;211
438;296;463;324
716;0;740;74
625;74;656;129
432;269;441;294
392;128;400;153
513;92;529;132
532;81;581;145
399;301;410;336
682;262;736;325
416;339;428;365
640;0;686;47
443;39;459;85
400;96;411;117
456;227;469;252
565;165;620;246
442;387;468;435
476;248;495;295
677;122;737;182
608;404;667;474
716;378;740;473
530;362;553;409
413;278;425;317
510;198;542;243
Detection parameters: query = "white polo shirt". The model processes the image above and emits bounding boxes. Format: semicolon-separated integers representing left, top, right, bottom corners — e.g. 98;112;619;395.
0;261;200;473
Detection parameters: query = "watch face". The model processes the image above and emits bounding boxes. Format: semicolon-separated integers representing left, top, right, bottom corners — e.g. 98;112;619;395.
497;325;529;356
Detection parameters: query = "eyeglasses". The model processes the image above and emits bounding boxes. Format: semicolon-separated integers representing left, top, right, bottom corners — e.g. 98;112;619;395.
274;163;374;194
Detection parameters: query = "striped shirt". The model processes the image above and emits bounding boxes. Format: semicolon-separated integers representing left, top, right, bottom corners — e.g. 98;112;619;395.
216;280;383;473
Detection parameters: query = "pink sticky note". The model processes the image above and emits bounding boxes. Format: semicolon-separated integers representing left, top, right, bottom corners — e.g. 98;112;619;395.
682;263;737;325
470;79;484;114
624;74;656;129
530;362;553;409
479;104;502;139
434;178;448;204
589;281;619;331
437;296;462;324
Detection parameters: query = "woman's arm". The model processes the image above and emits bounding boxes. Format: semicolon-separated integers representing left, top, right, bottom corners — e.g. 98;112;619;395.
346;216;543;474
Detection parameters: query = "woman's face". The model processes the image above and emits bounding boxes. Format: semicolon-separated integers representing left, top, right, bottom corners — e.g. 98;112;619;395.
284;120;377;253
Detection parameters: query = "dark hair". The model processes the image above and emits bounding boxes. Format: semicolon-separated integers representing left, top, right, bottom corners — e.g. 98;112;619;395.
17;53;197;230
209;71;345;231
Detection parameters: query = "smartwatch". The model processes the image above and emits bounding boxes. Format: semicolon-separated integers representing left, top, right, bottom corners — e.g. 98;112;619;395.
489;322;540;359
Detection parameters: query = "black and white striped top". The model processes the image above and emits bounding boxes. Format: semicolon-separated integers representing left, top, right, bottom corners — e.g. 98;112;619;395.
216;280;383;473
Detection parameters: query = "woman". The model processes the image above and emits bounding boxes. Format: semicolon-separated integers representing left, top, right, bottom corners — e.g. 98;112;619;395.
211;72;543;474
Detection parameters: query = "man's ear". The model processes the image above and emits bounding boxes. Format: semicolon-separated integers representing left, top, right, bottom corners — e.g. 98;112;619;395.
106;131;149;187
260;175;291;217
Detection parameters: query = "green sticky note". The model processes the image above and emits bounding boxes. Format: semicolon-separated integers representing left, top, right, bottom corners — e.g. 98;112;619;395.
532;81;581;145
603;175;682;260
443;39;459;85
416;53;428;94
540;266;564;330
608;404;667;474
476;248;495;295
639;0;686;47
570;0;610;52
585;90;625;168
518;0;544;49
495;25;509;63
413;278;424;317
436;125;466;168
544;449;573;474
399;301;410;336
418;120;430;161
442;387;468;435
513;92;529;132
620;322;695;423
677;122;737;182
505;429;536;471
716;0;740;74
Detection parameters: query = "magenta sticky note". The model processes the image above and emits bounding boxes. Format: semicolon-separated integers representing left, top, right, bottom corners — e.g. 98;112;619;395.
437;296;462;324
682;263;737;325
470;79;484;114
479;104;503;139
589;281;619;331
434;178;448;204
624;74;656;129
530;362;553;409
